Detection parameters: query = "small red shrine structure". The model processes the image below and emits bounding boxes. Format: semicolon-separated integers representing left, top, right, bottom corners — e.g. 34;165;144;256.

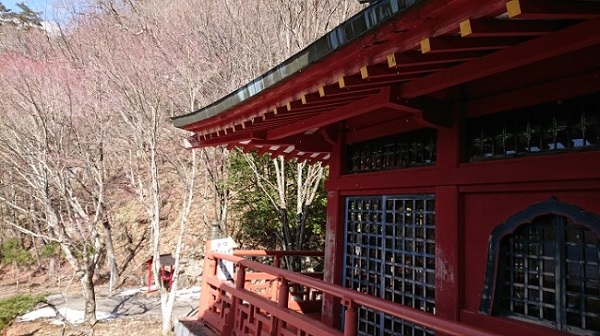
173;0;600;335
144;253;175;292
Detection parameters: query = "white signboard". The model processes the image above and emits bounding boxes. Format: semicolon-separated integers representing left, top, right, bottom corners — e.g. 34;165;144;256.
212;237;236;281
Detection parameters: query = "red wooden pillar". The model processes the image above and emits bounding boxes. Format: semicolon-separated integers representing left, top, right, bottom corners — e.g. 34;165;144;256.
224;264;246;335
271;277;289;336
435;186;461;320
342;299;357;336
322;124;345;328
198;223;220;320
434;104;462;320
271;256;281;301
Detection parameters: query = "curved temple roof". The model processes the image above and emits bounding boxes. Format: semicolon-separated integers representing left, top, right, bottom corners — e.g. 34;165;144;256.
171;0;600;165
171;0;421;129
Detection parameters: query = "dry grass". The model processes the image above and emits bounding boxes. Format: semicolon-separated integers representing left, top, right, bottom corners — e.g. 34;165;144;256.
4;315;170;336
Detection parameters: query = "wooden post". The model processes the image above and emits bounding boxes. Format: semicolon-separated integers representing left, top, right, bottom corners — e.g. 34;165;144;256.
277;277;289;309
223;264;246;335
273;255;281;268
198;223;221;320
270;276;289;336
198;256;216;320
271;255;282;301
323;123;345;328
435;105;461;321
435;186;461;320
343;299;357;336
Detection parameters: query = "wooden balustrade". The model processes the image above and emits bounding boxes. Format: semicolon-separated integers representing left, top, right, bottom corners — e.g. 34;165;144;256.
199;250;501;336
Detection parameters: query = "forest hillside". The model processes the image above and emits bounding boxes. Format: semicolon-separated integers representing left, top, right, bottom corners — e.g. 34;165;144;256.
0;0;364;334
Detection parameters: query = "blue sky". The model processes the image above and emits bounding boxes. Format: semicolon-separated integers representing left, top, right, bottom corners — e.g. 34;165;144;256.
2;0;54;21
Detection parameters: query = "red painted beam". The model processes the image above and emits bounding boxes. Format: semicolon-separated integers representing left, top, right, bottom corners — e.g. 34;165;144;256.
422;36;526;53
266;87;391;140
326;151;600;192
317;86;381;98
464;44;600;99
389;50;486;68
460;18;567;38
364;63;451;79
283;101;350;113
301;91;376;106
400;16;600;98
466;70;600;117
346;115;421;143
386;96;452;129
340;74;421;89
507;0;600;20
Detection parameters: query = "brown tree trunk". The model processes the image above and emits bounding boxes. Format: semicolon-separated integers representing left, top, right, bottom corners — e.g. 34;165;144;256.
81;264;97;326
279;208;301;271
102;219;119;294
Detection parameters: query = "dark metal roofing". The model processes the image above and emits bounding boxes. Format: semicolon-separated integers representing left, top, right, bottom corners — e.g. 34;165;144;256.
144;253;176;266
171;0;423;129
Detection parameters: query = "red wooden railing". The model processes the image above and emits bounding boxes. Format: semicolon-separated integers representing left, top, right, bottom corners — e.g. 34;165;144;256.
198;250;501;336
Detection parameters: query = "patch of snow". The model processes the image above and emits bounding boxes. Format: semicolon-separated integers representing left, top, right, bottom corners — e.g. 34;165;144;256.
19;307;114;325
19;307;57;321
46;293;65;301
117;287;144;297
118;285;199;298
175;286;201;300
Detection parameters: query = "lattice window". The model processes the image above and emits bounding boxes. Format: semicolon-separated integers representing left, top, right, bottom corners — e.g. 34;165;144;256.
345;195;435;336
346;128;436;173
480;199;600;335
467;93;600;161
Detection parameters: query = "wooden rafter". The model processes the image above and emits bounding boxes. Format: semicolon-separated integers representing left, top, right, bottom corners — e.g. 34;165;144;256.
459;18;567;38
387;50;485;68
267;87;392;140
401;16;600;98
339;74;422;89
361;63;450;80
317;85;380;98
467;70;600;117
385;94;451;129
507;0;600;20
301;91;377;106
420;36;526;54
277;101;350;114
466;44;600;98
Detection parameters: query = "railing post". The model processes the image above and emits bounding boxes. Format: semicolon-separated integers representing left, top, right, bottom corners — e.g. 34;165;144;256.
278;277;289;309
223;264;246;335
270;276;289;336
343;299;357;336
274;255;281;268
198;223;221;320
271;255;281;301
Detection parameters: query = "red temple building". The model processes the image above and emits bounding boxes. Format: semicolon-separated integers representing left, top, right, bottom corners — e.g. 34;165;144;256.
172;0;600;335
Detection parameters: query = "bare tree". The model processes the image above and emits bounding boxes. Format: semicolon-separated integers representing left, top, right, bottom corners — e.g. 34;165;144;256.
241;153;324;268
64;1;214;332
0;45;112;326
212;0;358;265
0;1;363;333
